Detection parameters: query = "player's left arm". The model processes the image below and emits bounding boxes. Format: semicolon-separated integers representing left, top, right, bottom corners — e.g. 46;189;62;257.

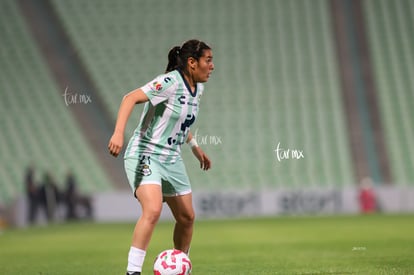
187;132;211;171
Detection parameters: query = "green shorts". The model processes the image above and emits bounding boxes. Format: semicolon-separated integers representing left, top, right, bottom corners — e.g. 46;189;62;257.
124;155;192;197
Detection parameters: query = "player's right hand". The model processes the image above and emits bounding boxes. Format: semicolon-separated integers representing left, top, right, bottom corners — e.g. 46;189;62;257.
108;132;123;157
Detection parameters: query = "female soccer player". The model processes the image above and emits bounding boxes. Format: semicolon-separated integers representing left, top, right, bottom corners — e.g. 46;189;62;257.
108;39;214;275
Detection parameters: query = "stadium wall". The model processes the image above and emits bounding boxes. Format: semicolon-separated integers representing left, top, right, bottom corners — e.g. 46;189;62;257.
92;187;414;220
10;186;414;227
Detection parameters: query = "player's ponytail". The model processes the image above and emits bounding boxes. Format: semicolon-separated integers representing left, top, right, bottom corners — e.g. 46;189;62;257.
165;39;211;73
165;46;182;73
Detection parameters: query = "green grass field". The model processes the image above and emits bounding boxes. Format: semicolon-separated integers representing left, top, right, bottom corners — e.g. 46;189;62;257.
0;214;413;274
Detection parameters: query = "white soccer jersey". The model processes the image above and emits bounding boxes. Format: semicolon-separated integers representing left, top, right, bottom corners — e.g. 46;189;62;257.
125;70;204;163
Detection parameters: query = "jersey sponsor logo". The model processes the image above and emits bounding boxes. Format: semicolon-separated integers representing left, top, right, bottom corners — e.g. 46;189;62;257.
180;114;195;132
152;81;162;91
167;114;196;146
167;136;184;146
177;95;198;106
152;77;172;93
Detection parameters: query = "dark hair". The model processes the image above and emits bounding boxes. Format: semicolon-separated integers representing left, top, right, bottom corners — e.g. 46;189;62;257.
165;39;211;73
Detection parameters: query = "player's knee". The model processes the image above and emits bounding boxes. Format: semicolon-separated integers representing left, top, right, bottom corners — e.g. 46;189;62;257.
143;206;162;225
176;211;195;227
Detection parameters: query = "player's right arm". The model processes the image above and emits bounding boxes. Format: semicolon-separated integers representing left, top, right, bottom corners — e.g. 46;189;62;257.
108;88;149;157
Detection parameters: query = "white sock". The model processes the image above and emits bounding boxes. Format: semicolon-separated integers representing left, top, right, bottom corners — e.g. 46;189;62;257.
127;246;146;273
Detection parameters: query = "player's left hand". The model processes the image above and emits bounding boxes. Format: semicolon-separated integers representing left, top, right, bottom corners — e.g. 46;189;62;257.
191;146;211;171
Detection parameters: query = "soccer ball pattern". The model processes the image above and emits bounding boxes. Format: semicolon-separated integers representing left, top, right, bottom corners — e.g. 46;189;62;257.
153;249;192;275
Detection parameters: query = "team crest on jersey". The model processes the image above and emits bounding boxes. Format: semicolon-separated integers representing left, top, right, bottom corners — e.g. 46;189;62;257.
152;81;162;92
140;164;152;176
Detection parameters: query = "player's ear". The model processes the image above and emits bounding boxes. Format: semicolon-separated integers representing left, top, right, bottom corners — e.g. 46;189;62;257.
188;57;197;70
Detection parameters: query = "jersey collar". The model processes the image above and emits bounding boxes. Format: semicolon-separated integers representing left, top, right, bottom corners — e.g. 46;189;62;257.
178;69;197;97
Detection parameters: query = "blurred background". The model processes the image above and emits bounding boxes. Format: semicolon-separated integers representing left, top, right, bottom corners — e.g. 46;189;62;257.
0;0;413;227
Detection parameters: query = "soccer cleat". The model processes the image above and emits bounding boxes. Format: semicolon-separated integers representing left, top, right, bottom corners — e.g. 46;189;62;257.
126;272;141;275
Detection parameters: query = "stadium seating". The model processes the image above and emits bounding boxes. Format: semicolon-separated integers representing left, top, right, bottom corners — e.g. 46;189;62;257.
364;0;414;185
0;0;112;205
51;0;355;190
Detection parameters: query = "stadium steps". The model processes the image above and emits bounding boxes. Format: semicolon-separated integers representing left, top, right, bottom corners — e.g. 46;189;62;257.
364;0;414;186
50;0;354;189
0;0;112;205
18;0;127;190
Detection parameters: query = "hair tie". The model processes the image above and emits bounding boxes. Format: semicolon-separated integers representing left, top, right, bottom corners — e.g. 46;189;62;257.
176;48;181;56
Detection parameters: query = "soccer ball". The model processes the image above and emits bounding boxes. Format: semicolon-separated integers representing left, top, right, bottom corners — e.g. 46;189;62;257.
153;249;192;275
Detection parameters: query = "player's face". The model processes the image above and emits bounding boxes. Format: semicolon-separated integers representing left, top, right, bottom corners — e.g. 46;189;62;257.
194;49;214;83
